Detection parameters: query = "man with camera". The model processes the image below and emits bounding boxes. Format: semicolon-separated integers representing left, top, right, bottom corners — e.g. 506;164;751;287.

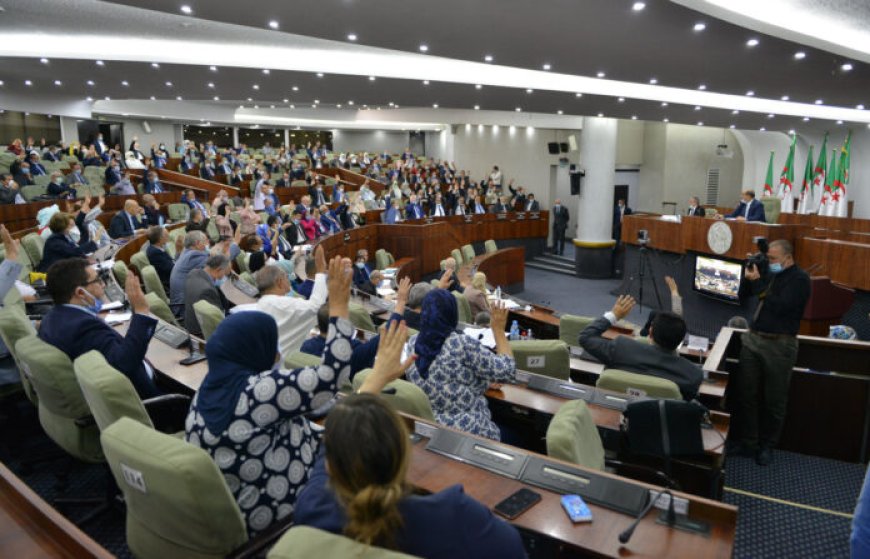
731;239;810;465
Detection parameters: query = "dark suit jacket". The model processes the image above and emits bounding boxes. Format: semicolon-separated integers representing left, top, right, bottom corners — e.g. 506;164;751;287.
142;178;164;194
183;268;227;338
285;222;308;246
146;245;174;293
489;203;508;214
13;173;34;186
109;211;144;239
104;167;122;186
405;203;424;220
309;187;328;207
688;206;706;217
38;233;94;272
48;181;75;198
578;317;703;400
38;306;159;398
352;264;372;287
142;206;165;227
727;199;766;222
524;200;540;212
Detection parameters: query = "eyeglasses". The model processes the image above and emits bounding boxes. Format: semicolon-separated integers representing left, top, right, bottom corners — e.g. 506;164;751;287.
81;277;105;287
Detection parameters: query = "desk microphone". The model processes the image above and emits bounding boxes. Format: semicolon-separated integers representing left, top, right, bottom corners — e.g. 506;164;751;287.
618;488;675;545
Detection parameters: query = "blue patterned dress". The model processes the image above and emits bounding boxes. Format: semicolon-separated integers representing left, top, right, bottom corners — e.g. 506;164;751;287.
185;317;354;535
405;332;515;440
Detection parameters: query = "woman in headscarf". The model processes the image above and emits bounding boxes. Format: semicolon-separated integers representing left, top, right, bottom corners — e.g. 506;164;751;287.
405;289;515;440
185;256;356;535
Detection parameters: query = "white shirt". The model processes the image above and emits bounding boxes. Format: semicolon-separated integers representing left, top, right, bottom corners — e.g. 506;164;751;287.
253;273;328;356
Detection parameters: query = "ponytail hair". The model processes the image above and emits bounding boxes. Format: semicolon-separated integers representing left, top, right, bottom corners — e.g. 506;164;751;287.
323;393;410;549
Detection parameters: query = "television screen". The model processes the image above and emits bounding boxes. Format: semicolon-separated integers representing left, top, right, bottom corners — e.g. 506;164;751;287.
693;255;743;303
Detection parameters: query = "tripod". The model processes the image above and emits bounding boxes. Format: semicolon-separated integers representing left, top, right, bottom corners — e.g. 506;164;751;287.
631;244;664;314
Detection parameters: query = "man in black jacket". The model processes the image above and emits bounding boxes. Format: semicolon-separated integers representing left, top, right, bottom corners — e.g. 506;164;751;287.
145;226;175;294
552;198;570;255
687;196;706;217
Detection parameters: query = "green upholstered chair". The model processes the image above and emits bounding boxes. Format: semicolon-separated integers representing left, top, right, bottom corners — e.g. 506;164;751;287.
596;369;682;399
235;251;250;274
21;233;45;268
283;351;322;369
267;526;419;559
240;271;256;287
452;291;473;324
559;314;595;347
130;251;150;273
375;249;394;271
144;292;180;327
113;260;128;287
349;302;376;333
193;300;224;341
450;248;463;266
351;370;435;421
168;203;190;222
760;196;781;224
15;336;103;463
0;306;38;403
205;219;220;242
461;244;475;264
546;399;605;471
74;351;153;432
140;265;169;303
21;184;48;201
484;239;498;254
101;417;249;559
509;340;570;380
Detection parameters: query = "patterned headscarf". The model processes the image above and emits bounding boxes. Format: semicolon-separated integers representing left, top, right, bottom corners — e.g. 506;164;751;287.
413;289;458;379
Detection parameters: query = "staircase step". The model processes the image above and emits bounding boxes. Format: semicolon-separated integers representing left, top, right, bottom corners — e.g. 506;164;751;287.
538;253;575;265
530;257;575;271
526;261;576;276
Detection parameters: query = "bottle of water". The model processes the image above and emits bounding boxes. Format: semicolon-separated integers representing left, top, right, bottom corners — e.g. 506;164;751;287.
509;320;520;341
527;329;534;340
495;286;502;301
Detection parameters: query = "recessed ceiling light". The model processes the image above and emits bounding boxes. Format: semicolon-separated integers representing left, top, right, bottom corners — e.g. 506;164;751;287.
515;107;522;112
760;127;766;131
270;104;275;109
254;105;259;109
781;95;790;101
746;90;755;96
598;112;604;117
837;119;844;125
53;80;61;86
663;118;669;123
526;88;534;94
121;80;129;86
842;63;854;72
369;76;376;81
575;93;583;97
165;81;173;87
337;104;343;108
746;38;759;47
730;124;736;129
96;60;104;66
698;84;707;90
767;113;775;118
247;97;252;101
617;97;625;103
347;33;357;41
213;96;220;101
815;99;823;104
694;105;701;110
557;110;564;115
694;22;706;31
207;82;215;88
348;100;354;105
802;117;810;121
176;96;183;100
210;65;217;72
104;96;111;100
150;96;156;100
789;129;796;135
40;58;48;64
732;110;740;114
283;98;289;103
86;96;93;101
86;80;95;86
316;73;324;78
262;69;270;75
596;71;606;78
432;103;439;108
268;20;279;29
794;51;806;60
631;115;638;120
661;102;668;107
484;54;493;62
475;84;482;90
474;105;480;110
151;62;160;69
180;5;192;14
290;104;295;109
388;102;395;106
542;63;551;71
632;2;646;11
858;104;865;110
697;121;704;126
314;99;320;104
24;80;32;86
252;84;259;90
649;78;658;84
292;86;299;91
419;44;428;52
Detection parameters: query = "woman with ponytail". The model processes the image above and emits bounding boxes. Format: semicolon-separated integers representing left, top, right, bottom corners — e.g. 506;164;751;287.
295;322;525;558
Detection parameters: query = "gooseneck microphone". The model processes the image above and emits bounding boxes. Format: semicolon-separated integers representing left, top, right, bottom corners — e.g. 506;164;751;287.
618;488;676;545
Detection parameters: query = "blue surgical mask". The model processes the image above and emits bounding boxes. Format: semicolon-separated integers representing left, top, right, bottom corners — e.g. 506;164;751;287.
214;276;228;288
356;262;366;269
769;263;783;274
22;168;30;174
78;287;103;314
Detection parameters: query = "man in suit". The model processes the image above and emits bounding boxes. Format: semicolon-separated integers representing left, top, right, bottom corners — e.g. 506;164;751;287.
183;253;231;338
612;199;632;242
94;133;108;158
472;195;487;215
552;198;570;255
284;210;309;246
104;160;123;187
0;174;23;205
48;172;76;199
309;183;328;206
524;194;540;212
352;249;372;288
332;184;346;204
27;152;46;176
199;159;216;180
65;163;89;188
145;226;175;294
508;180;526;209
169;230;209;311
687;196;706;217
429;193;449;217
43;145;62;162
39;258;160;398
579;295;702;400
181;190;207;214
13;162;34;187
405;194;424;219
724;189;766;222
275;171;293;188
109;200;146;239
490;195;509;214
384;200;403;224
141;170;164;194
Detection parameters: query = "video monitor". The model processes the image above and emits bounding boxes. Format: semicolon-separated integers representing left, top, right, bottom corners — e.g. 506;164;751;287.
693;255;743;303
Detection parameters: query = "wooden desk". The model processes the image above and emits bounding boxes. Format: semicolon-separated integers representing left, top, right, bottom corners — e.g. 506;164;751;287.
114;222;185;265
403;418;736;558
471;247;525;293
0;462;114;559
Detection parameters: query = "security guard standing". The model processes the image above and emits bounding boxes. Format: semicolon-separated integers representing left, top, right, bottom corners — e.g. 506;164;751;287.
730;239;810;465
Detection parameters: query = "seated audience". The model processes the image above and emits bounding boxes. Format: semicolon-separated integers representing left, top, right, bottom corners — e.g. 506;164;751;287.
145;226;176;294
464;272;490;317
38;209;97;272
65;163;89;188
405;290;515;440
39;259;160;397
108;199;146;239
352;249;372;288
185;207;210;234
440;258;462;293
578;295;703;400
169;230;210;310
47;171;76;199
183;253;231;338
13;161;34;187
0;174;25;205
141;194;166;227
184;256;355;535
141;170;165;194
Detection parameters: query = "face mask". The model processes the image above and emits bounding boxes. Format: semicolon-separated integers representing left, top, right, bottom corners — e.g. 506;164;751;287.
356;262;365;269
54;177;63;185
769;263;783;274
67;228;81;243
78;287;103;313
214;276;228;288
22;168;30;174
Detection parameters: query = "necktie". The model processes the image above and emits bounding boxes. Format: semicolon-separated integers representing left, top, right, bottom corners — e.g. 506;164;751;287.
745;202;751;218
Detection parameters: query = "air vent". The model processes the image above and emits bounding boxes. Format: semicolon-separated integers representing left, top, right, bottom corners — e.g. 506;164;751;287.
705;168;720;205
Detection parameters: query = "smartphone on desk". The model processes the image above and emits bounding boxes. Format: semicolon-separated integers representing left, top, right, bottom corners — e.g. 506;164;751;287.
494;488;541;520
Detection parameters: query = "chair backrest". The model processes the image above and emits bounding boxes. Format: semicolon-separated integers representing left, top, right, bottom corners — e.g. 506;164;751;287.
283;351;322;369
375;249;391;271
130;251;150;272
267;526;419;559
168;203;190;222
235;251;249;274
351;370;435;421
0;306;38;402
461;244;475;264
596;369;682;399
21;233;45;267
144;292;180;327
558;314;594;347
546;399;605;471
140;265;169;303
760;196;779;224
348;302;376;332
205;219;220;242
74;350;153;432
15;335;103;463
193;300;224;341
450;248;463;266
113;260;128;287
509;340;570;380
452;291;473;324
101;417;248;559
240;271;256;287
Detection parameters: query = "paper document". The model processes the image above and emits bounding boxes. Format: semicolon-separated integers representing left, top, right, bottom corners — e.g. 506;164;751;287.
687;335;709;352
104;312;132;325
463;327;499;349
101;300;124;311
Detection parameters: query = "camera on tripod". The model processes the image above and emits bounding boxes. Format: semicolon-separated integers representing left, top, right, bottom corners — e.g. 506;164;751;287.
745;236;769;276
637;229;650;247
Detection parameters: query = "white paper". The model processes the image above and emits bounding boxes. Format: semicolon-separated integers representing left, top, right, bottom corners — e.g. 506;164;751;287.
95;259;115;271
376;287;395;297
101;300;124;311
463;327;498;349
687;335;709;352
104;312;132;325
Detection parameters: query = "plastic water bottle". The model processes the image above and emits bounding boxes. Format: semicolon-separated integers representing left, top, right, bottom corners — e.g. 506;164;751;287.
527;329;534;340
495;286;502;301
509;320;520;341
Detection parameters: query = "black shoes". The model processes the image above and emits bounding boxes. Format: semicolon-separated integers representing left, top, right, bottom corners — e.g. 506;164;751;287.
756;447;773;466
726;440;755;458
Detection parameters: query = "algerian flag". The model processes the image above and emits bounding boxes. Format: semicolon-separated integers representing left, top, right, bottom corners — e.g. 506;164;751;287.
762;151;775;197
822;148;839;216
810;133;828;214
797;145;815;215
778;134;796;213
835;131;851;218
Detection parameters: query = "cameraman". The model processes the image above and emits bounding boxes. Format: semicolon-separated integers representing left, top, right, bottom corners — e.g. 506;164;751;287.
731;239;810;466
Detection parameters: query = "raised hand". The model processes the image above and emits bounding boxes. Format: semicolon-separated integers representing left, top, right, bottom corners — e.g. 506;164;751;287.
327;255;352;318
315;244;327;275
490;300;509;333
359;320;415;394
611;295;636;321
664;276;679;296
125;272;150;315
1;224;20;262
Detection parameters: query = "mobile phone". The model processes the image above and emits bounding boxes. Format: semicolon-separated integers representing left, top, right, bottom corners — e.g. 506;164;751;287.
494;488;542;520
561;494;593;523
